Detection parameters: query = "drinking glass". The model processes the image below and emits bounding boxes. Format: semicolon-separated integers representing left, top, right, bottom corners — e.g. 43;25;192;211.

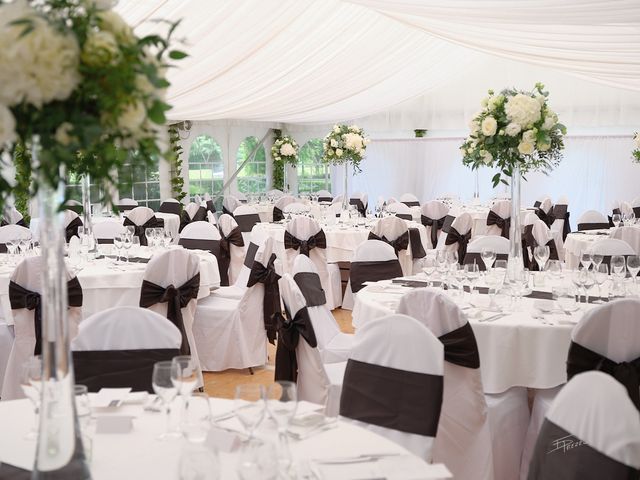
553;286;575;314
485;270;503;309
594;264;609;302
447;250;459;267
611;255;627;281
155;228;165;248
122;234;132;262
266;381;298;473
627;255;640;284
582;271;596;304
579;253;592;271
145;228;155;249
171;356;199;419
152;360;180;440
511;268;530;306
464;263;480;299
113;234;123;262
591;253;603;270
20;356;42;440
236;439;277;480
612;213;622;228
6;238;18;263
571;269;586;304
481;248;496;271
180;392;212;444
534;246;550;272
421;256;436;285
179;443;220;480
125;225;135;237
234;384;266;440
130;236;140;257
436;250;448;282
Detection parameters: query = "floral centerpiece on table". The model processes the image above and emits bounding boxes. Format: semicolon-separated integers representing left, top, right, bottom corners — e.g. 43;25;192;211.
322;124;369;173
633;132;640;163
460;83;566;187
271;134;299;166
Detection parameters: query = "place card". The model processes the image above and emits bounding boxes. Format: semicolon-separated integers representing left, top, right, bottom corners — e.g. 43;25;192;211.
93;387;132;408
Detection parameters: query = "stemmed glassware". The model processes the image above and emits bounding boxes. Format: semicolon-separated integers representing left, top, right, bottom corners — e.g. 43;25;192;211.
594;264;609;302
464;263;480;300
610;255;627;296
145;228;155;250
152;360;180;440
579;253;592;271
421;257;436;286
121;234;132;262
612;213;622;228
591;253;604;272
510;268;530;307
571;269;586;305
265;381;298;474
481;248;496;271
20;356;42;440
534;246;550;272
626;255;640;286
6;238;19;264
113;234;123;262
171;356;199;422
180;392;213;443
582;271;596;304
435;250;448;285
234;384;266;441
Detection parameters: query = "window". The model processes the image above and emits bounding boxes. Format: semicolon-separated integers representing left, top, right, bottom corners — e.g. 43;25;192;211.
298;139;330;193
117;151;161;210
66;173;106;205
188;134;224;197
236;136;266;193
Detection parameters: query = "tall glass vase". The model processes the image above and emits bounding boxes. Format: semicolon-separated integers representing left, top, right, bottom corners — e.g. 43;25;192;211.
506;164;524;281
32;139;91;479
341;162;349;211
80;174;95;255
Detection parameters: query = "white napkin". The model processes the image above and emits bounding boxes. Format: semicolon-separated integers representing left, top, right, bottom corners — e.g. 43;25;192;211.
312;456;451;480
68;236;81;255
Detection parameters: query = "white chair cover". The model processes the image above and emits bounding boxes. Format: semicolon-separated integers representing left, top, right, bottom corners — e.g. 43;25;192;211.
285;216;341;309
528;372;640;479
439;213;472;261
316;189;332;201
207;211;217;225
399;193;420;206
184;202;202;221
421;201;450;249
223;195;241;215
118;198;138;206
92;219;126;243
179;221;221;242
467;235;510;254
370;216;414;276
274;195;296;212
486;200;511;237
587;238;635;256
577;210;609;230
125;206;155;226
2;206;24;226
0;322;13;399
1;257;81;400
538;197;553;215
141;249;202;386
386;202;413;220
349;191;368;214
194;194;202;205
192;236;273;371
340;314;444;461
397;289;494;480
218;214;245;285
620;201;634;217
611;226;640;255
533;195;551;209
71;306;181;350
0;225;32;243
233;204;261;243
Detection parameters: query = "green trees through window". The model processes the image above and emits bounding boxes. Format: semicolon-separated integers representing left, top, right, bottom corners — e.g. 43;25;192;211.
236;136;267;193
298;139;330;193
188;134;224;197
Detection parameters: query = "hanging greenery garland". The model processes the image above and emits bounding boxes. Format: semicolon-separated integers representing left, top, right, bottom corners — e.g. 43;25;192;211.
12;141;31;225
168;123;186;202
271;129;285;190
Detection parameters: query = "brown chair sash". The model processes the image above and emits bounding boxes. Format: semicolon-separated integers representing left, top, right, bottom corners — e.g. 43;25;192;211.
350;198;367;217
273;206;285;222
9;277;83;355
521;224;559;270
246;253;281;344
293;272;326;306
350;259;403;293
402;201;420;207
243;242;260;269
235;213;261;233
395;213;413;221
65;216;83;242
139;273;200;355
123;216;160;246
284;230;327;257
206;200;215;214
216;226;245;286
421;215;447;248
408;228;426;259
158;202;181;215
368;231;409;257
551;204;571;240
438;322;480;369
318;196;333;203
486;210;511;239
274;304;317;383
339;359;443;437
444;227;471;264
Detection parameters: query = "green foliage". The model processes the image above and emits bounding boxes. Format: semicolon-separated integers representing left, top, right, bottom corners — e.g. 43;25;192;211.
187;134;223;196
168;124;186;201
12;141;31;225
633;132;640;164
322;124;369;173
298;139;330;193
271;130;285;190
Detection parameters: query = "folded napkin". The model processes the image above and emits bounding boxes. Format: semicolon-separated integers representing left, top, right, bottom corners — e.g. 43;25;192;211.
312;455;451;480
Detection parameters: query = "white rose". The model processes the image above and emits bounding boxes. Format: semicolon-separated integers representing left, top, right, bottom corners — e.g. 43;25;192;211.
97;10;135;44
481;97;489;108
333;125;340;133
505;122;521;137
330;139;338;148
343;132;364;151
542;110;558;130
0;1;80;108
326;148;334;156
488;95;504;111
535;94;546;107
481;150;493;165
54;122;74;146
82;30;120;67
280;143;296;157
469;119;480;135
505;93;542;129
349;125;359;132
522;130;536;144
518;141;535;155
335;148;343;157
0;104;16;146
538;141;551;152
481;116;498;136
635;132;640;149
118;100;146;133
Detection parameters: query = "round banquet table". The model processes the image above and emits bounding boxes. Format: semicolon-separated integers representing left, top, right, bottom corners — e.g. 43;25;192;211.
252;219;430;264
351;274;600;394
0;397;451;480
0;245;220;325
564;229;612;270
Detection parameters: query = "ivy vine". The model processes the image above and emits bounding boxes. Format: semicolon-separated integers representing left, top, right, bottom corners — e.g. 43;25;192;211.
12;142;32;225
272;129;285;190
168;124;186;202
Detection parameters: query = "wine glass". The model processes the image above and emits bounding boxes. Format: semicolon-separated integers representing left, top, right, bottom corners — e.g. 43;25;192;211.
180;392;212;444
421;256;436;285
511;268;530;306
447;250;459;267
435;250;448;284
125;225;135;237
485;269;503;310
611;255;627;281
626;255;640;285
579;253;592;271
152;360;180;440
591;253;604;270
234;384;266;441
481;248;496;271
571;269;586;304
179;442;220;480
553;286;575;315
612;213;622;228
464;263;480;299
121;234;132;262
546;259;562;285
145;228;155;249
265;381;298;473
113;234;123;262
534;246;550;272
171;356;199;419
582;270;596;304
130;236;140;257
594;263;609;302
20;356;42;440
236;438;278;480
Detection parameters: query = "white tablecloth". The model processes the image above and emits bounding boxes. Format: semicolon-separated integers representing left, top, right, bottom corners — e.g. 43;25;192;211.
352;276;596;394
564;230;611;269
0;246;220;325
0;398;450;480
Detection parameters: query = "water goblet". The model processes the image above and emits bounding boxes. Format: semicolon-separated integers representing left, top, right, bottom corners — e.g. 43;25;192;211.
234;384;266;441
612;213;621;228
481;248;496;271
145;228;155;249
113;234;124;262
594;264;609;302
265;381;298;474
171;355;199;420
626;255;640;285
180;392;212;444
122;234;132;262
464;263;480;299
20;356;42;440
534;245;550;272
152;361;181;440
579;252;592;271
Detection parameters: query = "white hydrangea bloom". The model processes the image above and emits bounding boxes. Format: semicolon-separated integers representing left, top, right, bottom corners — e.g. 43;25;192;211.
343;132;364;151
505;122;521;137
505;93;542;129
280;143;296;156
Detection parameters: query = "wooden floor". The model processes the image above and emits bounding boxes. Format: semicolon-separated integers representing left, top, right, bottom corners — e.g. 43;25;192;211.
203;308;354;399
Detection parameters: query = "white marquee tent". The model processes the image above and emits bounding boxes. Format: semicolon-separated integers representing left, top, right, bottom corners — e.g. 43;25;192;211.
116;0;640;218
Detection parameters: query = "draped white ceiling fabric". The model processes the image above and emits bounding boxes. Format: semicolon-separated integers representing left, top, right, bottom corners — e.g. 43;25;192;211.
116;0;640;123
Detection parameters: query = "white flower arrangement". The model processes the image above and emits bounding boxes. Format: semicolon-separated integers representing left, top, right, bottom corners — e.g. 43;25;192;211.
322;124;369;172
271;135;299;165
461;83;566;186
633;132;640;163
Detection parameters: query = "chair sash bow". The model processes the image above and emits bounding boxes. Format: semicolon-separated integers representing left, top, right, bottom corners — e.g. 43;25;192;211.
123;216;159;246
139;273;200;355
217;226;245;286
293;272;326;306
521;224;559;270
158;202;181;215
551;204;571;240
368;231;409;256
350;259;403;293
9;277;83;355
65;216;83;242
438;322;480;369
274;305;318;382
536;208;556;228
247;253;281;343
408;228;426;259
486;210;510;238
284;230;327;257
273;206;285;222
421;215;446;248
444;227;471;264
349;198;366;217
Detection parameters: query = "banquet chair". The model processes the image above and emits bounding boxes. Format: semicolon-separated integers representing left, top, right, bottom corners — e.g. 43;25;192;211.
632;197;640;218
217;214;246;286
233;205;261;243
158;198;182;216
1;206;26;227
532;195;550;209
65;199;83;215
440;213;473;264
386;202;413;221
342;240;403;310
486;200;511;238
64;209;83;242
178;221;229;284
273;195;296;222
138;248;203;387
528;371;640;480
586;238;635;267
550;200;571;241
349;192;368;217
1;257;83;400
576;210;609;231
522;218;560;269
179;202;207;233
0;225;32;252
192;235;276;372
535;197;554;228
369;215;425;276
115;197;138;212
292;254;352;360
203;193;216;215
267;189;284;199
283;202;311;216
194;194;202;205
397;289;494;480
339;314;444;461
92;218;126;244
464;235;509;270
0;320;13;400
222;195;241;216
207;210;217;225
124;206;161;246
421;200;450;249
284;216;342;309
399;193;420;208
611;226;640;255
521;298;640;479
277;273;346;416
331;194;344;205
71;307;181;392
316;189;332;203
